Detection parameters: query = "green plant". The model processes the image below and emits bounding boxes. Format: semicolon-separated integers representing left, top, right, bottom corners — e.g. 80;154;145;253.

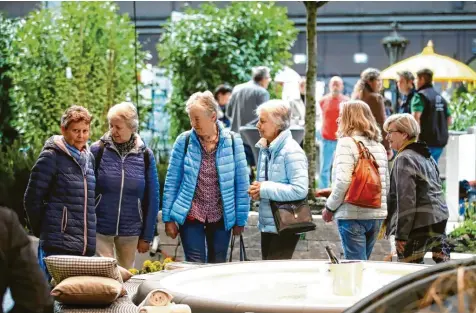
449;90;476;132
0;139;43;227
448;200;476;253
157;1;298;139
9;1;147;145
0;14;19;145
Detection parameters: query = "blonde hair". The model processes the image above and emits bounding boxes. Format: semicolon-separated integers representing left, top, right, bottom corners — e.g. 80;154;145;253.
185;91;219;116
60;105;92;129
107;102;139;132
337;100;382;142
383;113;420;139
256;99;291;131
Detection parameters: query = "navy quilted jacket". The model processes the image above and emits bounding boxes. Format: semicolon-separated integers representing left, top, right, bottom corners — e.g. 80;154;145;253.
24;136;96;256
90;133;160;242
162;123;250;230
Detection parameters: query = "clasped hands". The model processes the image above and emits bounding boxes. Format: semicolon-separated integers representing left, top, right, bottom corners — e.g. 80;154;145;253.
248;181;261;201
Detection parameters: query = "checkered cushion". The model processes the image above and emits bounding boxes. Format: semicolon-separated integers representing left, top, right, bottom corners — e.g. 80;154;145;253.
45;256;123;284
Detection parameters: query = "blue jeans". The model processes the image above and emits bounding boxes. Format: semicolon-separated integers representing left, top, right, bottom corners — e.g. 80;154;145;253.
319;139;337;189
428;146;443;164
37;244;52;284
337;219;383;260
179;219;231;263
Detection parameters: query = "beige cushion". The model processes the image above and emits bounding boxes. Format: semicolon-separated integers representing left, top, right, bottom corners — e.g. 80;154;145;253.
118;266;133;282
51;276;123;305
44;255;122;284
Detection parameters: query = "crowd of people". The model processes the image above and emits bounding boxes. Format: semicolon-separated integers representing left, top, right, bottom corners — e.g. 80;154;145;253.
1;64;453;312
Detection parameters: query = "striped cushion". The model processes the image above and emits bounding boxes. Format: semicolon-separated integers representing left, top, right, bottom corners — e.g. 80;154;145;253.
44;256;122;284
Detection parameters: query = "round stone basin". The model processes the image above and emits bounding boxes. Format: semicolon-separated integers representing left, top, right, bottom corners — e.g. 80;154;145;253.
151;260;427;313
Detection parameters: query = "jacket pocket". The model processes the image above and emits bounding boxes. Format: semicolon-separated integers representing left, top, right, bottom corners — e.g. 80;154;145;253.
94;194;102;210
138;199;143;222
61;206;68;233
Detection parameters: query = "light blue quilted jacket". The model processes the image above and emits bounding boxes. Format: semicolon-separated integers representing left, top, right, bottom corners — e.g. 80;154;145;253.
162;123;250;230
256;129;309;233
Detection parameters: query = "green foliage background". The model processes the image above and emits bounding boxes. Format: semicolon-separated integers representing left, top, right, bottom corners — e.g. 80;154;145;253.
449;90;476;132
0;14;19;145
9;1;146;145
157;1;298;138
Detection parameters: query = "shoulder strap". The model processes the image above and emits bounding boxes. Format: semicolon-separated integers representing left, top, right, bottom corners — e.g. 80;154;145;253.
94;141;105;177
144;148;150;172
230;131;235;156
184;131;191;155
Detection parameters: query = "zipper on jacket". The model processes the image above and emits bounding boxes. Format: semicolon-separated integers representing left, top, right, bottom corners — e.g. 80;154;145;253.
61;206;68;233
215;142;228;229
68;155;89;256
109;146;136;236
138;198;143;222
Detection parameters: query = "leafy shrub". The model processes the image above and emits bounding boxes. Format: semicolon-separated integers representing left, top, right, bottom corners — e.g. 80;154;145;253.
157;1;298;138
449;91;476;132
9;1;147;145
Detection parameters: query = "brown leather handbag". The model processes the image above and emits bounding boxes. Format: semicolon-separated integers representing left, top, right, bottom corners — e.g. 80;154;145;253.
265;155;316;235
344;138;382;208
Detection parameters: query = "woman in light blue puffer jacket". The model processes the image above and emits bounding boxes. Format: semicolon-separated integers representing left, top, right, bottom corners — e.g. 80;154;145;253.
162;91;250;263
249;100;309;260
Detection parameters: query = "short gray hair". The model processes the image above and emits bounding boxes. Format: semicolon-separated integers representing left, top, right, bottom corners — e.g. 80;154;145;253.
397;70;415;82
252;66;271;83
185;91;219;116
256;100;291;131
383;113;420;139
107;102;139;132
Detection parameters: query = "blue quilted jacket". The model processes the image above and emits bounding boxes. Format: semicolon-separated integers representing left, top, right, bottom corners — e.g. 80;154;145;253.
90;133;160;242
256;129;309;233
162;123;250;230
24;136;96;256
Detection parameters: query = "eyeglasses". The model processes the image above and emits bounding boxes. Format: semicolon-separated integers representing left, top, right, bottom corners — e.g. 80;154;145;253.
386;129;401;134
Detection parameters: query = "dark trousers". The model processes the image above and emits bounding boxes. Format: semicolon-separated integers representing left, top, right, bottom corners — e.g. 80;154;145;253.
261;232;300;260
398;219;450;264
179;218;231;263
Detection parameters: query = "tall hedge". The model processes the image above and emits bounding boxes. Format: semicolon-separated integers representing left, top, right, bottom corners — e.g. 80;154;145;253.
9;2;146;144
158;1;298;138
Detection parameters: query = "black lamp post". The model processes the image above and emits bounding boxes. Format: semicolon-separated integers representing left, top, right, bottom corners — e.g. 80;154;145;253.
382;22;409;65
382;22;409;113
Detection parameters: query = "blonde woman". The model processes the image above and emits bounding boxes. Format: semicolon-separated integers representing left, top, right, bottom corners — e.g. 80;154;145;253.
322;100;389;260
383;113;449;264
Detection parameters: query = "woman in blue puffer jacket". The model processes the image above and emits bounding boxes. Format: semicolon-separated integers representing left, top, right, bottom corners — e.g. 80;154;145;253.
248;100;309;260
91;102;160;269
162;91;250;263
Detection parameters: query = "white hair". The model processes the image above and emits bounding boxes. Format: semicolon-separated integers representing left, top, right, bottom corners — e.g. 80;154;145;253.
383;113;420;139
256;100;291;131
185;91;219;116
107;102;139;132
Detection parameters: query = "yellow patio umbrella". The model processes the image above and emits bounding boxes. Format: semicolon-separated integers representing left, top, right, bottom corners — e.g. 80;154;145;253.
381;40;476;83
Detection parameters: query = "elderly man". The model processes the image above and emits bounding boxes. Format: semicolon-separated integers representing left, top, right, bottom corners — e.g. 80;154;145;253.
227;66;271;168
396;71;416;114
411;68;452;163
318;76;349;189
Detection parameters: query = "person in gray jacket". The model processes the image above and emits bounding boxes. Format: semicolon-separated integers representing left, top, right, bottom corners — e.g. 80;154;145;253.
384;113;450;264
226;66;271;168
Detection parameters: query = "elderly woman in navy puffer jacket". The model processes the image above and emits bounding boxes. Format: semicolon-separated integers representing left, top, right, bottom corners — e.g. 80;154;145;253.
24;105;96;281
91;102;160;269
162;91;250;263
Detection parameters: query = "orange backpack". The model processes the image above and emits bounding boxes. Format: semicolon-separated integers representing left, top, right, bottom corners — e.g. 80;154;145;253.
344;138;382;208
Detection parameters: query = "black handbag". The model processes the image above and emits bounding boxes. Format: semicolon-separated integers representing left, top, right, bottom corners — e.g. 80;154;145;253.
265;155;316;235
228;234;249;262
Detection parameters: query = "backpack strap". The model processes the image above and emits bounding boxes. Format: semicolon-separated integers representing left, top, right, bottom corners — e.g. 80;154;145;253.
184;131;191;155
144;148;150;172
94;141;105;178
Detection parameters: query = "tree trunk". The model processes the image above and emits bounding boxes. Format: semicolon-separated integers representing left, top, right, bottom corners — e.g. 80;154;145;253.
303;1;327;200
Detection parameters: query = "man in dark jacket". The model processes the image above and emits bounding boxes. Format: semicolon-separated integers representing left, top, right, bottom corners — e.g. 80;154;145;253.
24;105;96;281
226;66;271;168
411;68;452;163
396;70;416;114
0;206;51;313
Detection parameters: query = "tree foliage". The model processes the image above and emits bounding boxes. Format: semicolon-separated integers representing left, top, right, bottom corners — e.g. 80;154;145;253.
449;90;476;132
157;1;298;138
9;2;146;145
0;14;19;145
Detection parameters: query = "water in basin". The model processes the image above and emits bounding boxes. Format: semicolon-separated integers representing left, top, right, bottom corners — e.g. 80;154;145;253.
159;260;427;309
